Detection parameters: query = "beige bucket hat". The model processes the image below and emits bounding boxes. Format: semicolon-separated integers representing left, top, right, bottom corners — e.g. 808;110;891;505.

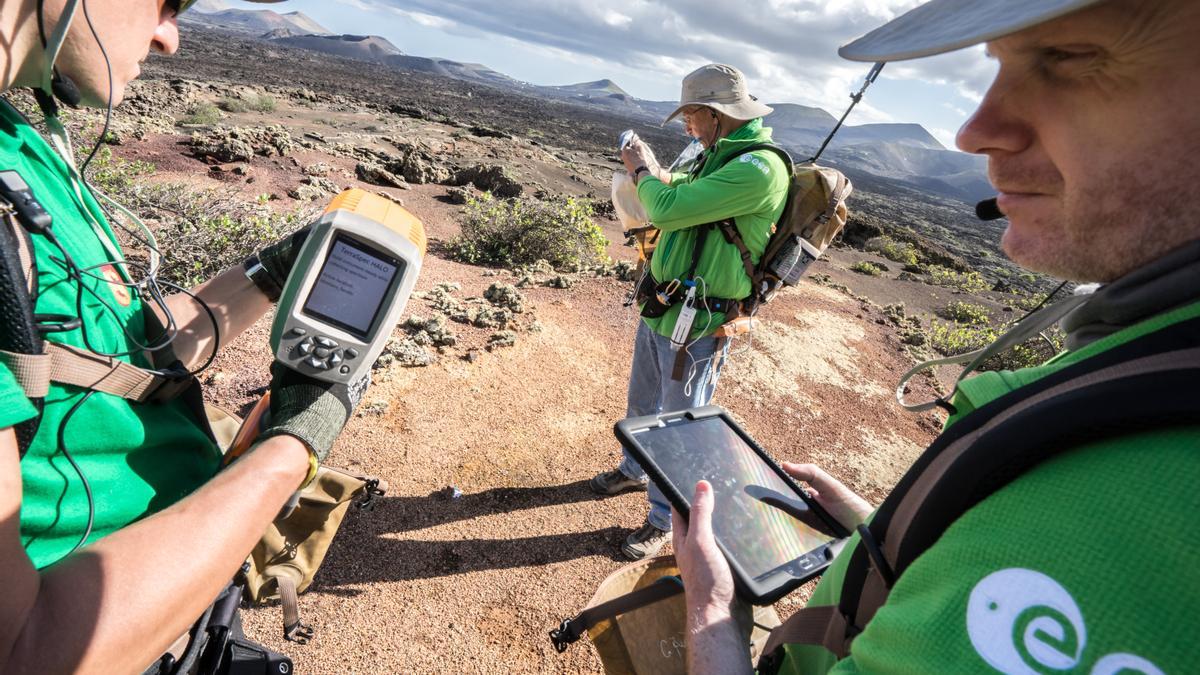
662;64;774;126
839;0;1109;62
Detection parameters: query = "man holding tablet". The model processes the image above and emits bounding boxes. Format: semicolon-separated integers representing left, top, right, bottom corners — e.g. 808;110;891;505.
673;0;1200;672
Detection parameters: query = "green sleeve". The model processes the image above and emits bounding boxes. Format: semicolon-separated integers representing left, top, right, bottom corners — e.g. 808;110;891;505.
0;361;37;431
637;152;786;232
668;171;688;187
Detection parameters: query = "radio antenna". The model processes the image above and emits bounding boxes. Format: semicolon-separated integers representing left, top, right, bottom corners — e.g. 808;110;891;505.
807;61;886;164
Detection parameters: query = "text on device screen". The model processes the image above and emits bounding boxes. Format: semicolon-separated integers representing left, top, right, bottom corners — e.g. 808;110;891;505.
302;235;404;339
634;417;831;580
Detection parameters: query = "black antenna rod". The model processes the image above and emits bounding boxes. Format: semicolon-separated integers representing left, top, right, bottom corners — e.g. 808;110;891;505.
807;61;886;164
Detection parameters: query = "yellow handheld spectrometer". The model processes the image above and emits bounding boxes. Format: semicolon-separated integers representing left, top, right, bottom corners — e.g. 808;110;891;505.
270;189;426;384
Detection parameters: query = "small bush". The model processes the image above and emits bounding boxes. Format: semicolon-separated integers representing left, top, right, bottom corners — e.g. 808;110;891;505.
865;236;919;266
250;94;276;113
449;193;608;270
939;301;990;325
1013;292;1049;312
179;102;220;125
85;146;155;194
928;265;990;293
114;183;315;288
850;261;883;276
217;96;248;113
928;320;998;357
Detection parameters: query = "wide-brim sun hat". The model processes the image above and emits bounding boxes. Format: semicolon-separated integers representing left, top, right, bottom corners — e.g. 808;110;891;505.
839;0;1109;62
661;63;774;126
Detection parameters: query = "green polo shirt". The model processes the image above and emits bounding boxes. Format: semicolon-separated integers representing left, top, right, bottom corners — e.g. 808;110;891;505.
1;99;220;568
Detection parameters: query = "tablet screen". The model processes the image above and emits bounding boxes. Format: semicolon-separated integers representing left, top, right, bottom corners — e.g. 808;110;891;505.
629;416;833;580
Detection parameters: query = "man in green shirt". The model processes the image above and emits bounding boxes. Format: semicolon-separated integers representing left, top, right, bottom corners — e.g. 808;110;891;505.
672;0;1200;672
590;64;790;560
0;0;366;671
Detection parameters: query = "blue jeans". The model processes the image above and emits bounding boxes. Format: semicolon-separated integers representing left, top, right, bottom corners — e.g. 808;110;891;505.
618;321;728;531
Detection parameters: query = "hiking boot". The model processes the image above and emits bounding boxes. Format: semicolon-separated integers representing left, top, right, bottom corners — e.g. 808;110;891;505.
621;521;670;561
590;468;647;496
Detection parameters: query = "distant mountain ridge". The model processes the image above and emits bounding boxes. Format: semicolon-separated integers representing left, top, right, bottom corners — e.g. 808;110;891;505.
182;8;330;36
185;8;992;203
270;34;403;61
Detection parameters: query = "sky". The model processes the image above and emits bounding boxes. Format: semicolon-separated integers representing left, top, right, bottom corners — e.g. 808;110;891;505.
222;0;999;150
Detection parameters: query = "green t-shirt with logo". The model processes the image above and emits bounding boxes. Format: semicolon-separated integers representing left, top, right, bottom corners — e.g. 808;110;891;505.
0;100;220;568
777;300;1200;674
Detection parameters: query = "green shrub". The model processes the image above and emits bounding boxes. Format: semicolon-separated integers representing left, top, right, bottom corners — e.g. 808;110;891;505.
928;265;990;293
928;320;998;357
928;319;1064;371
850;260;883;276
449;193;608;270
217;96;248;113
986;326;1066;371
84;146;155;194
115;183;314;288
179;102;220;125
865;236;919;266
939;301;990;325
250;94;276;113
1013;291;1049;312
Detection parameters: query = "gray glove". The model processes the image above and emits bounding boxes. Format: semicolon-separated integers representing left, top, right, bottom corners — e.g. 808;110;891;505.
246;224;313;301
259;362;368;461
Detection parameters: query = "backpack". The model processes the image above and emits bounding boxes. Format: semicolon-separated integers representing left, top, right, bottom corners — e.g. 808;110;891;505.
712;143;852;315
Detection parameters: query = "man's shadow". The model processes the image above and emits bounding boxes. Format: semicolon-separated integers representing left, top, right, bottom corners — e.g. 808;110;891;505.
311;479;629;593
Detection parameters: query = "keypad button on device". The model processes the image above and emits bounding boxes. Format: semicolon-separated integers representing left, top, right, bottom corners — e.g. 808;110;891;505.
315;347;331;359
289;328;308;337
315;337;337;348
343;348;359;360
329;352;343;366
297;342;314;356
340;365;350;374
305;356;328;370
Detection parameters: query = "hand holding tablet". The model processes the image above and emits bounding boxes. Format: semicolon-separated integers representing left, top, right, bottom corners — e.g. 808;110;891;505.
615;406;852;604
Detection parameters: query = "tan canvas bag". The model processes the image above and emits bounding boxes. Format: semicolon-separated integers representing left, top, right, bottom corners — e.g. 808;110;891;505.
576;555;780;675
206;402;386;643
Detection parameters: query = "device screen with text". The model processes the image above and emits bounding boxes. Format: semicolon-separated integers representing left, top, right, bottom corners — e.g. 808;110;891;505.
302;235;403;339
632;417;834;580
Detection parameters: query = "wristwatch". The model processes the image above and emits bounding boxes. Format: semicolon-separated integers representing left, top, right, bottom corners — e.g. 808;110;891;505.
243;254;283;302
634;165;650;182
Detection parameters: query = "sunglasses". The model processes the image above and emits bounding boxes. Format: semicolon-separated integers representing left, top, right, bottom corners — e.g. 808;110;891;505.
165;0;197;16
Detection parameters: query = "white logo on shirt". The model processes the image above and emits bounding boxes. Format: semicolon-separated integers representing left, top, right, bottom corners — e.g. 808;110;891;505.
966;569;1162;675
738;153;770;175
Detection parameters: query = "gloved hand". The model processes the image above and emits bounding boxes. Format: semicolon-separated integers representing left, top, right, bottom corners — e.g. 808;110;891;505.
258;362;369;463
255;224;313;293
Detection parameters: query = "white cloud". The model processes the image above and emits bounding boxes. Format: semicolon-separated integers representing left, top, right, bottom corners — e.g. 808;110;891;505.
350;0;995;132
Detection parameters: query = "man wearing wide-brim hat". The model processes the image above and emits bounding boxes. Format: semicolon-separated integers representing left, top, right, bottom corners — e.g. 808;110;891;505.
671;0;1200;673
590;63;790;561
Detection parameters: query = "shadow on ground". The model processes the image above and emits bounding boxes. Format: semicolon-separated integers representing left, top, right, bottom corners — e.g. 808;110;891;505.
311;480;629;588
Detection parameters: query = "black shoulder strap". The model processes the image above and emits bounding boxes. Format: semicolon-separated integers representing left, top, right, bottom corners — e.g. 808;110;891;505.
0;199;44;457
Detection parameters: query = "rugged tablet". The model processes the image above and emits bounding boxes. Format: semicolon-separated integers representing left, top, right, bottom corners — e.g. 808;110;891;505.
615;406;849;605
